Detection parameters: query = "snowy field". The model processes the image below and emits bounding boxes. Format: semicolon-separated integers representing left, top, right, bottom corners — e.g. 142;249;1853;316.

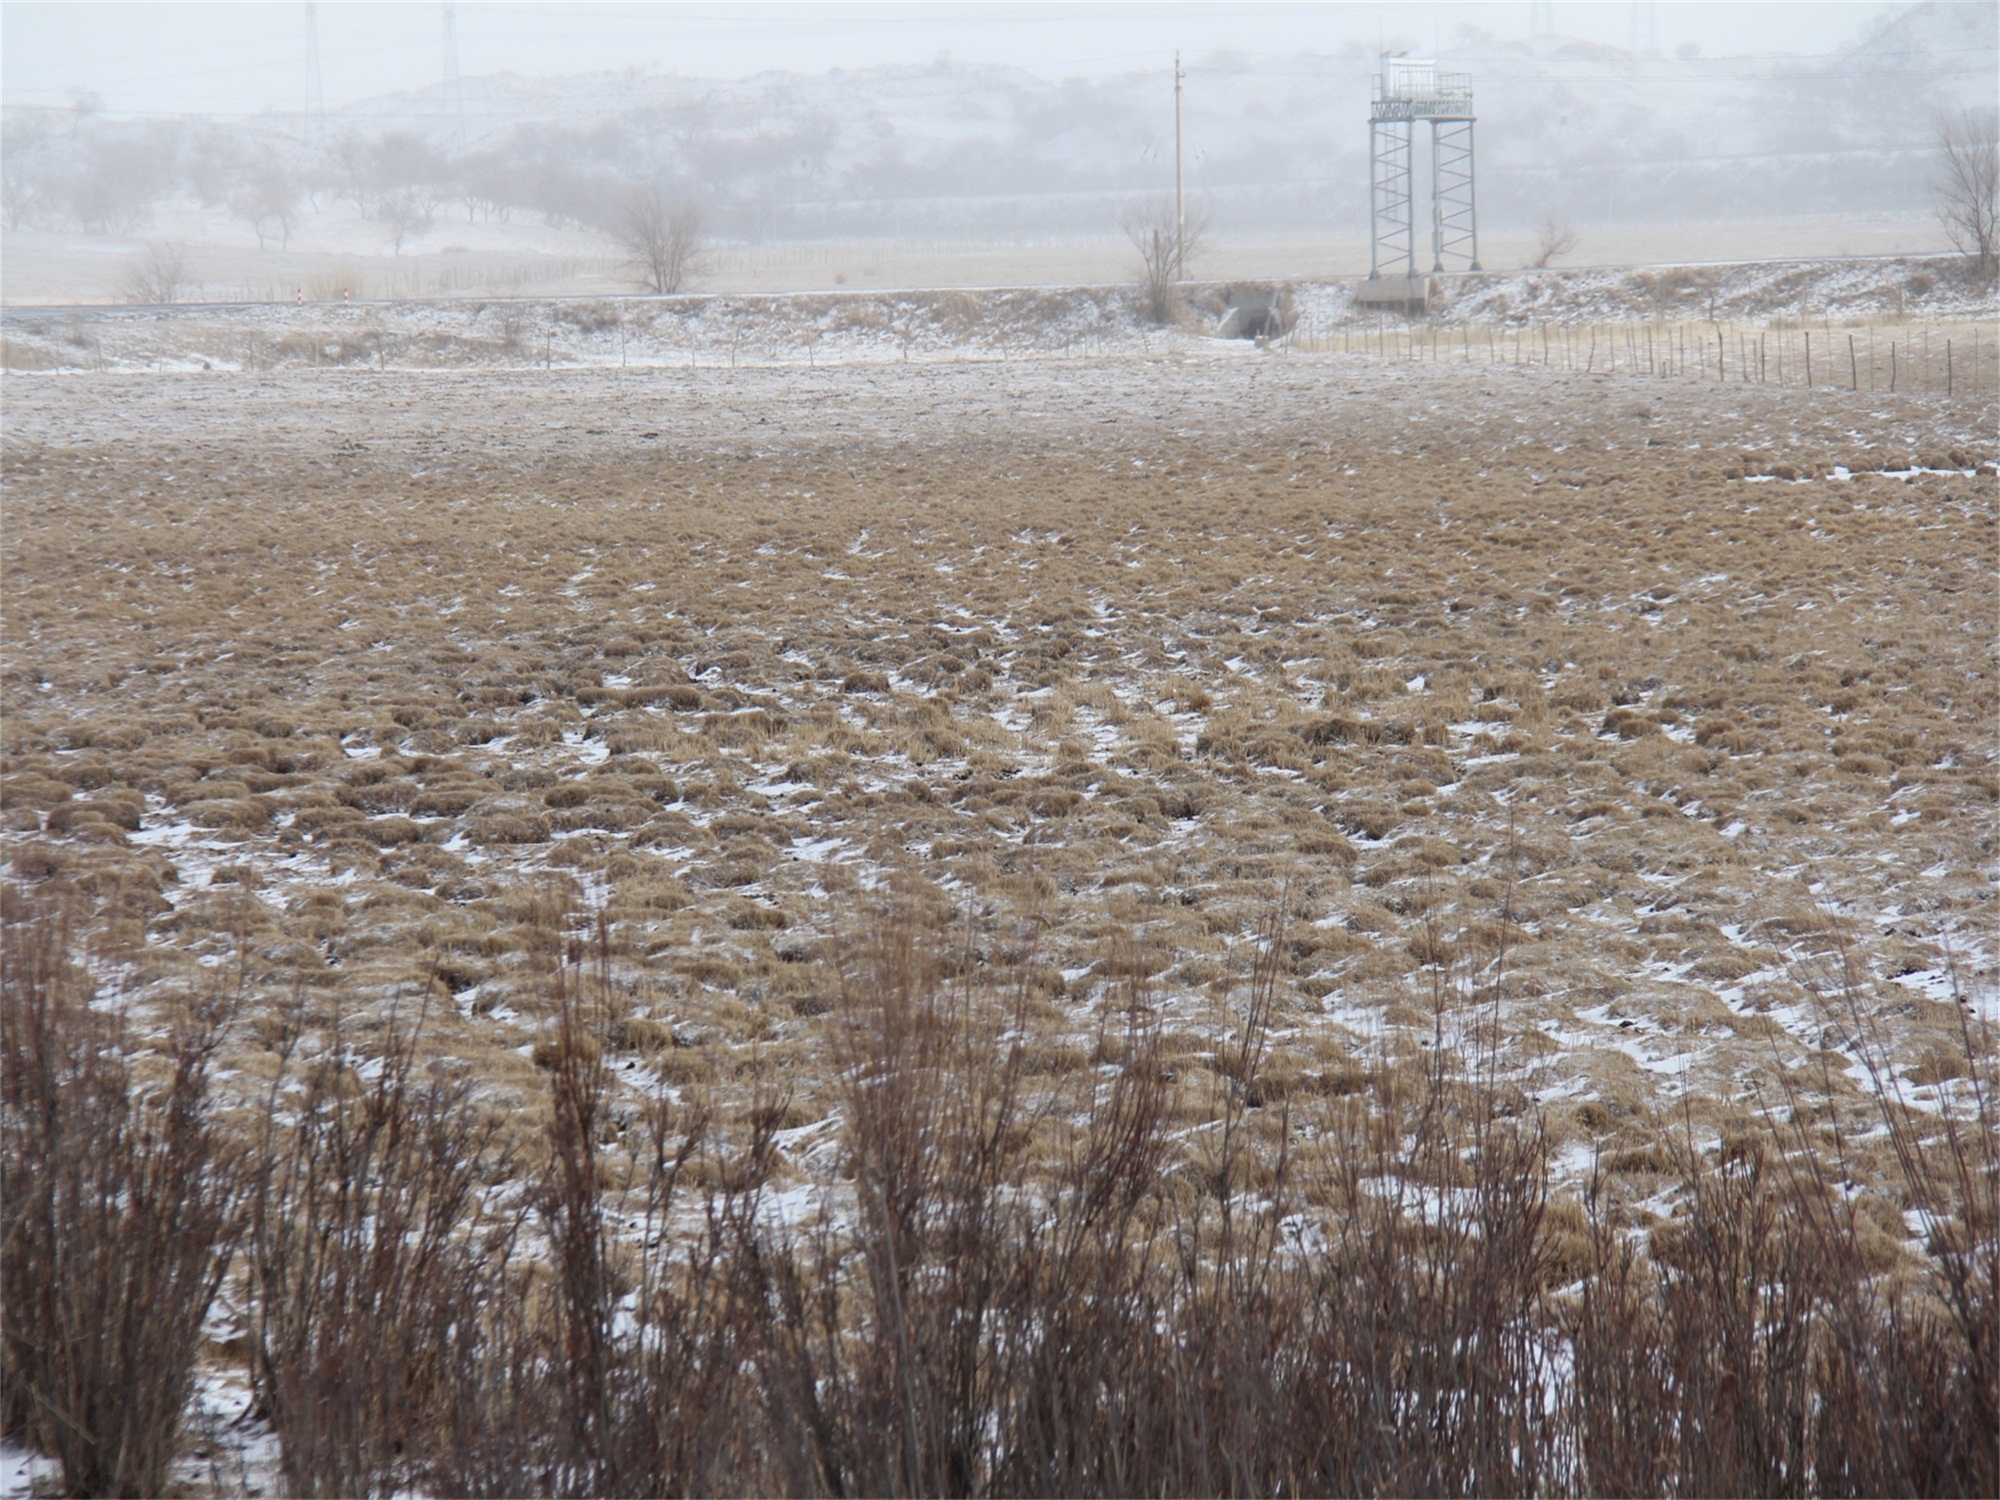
3;325;1996;1495
5;341;1993;1141
4;253;1994;377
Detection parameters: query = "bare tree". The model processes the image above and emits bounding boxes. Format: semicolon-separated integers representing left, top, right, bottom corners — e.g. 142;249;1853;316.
1;114;53;230
1934;106;1998;283
376;187;435;256
1122;197;1208;325
1532;216;1578;268
66;135;166;234
123;241;190;305
616;187;705;295
232;162;300;252
66;86;103;136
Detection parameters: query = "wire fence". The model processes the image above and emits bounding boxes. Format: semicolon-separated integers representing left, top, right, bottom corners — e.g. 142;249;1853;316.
1282;317;2000;400
211;257;626;305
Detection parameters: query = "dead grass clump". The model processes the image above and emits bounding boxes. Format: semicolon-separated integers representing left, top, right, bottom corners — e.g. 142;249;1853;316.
1336;801;1401;841
1905;1044;1971;1086
0;340;64;371
1601;705;1660;740
614;1014;678;1052
39;804;129;843
464;808;552;844
553;798;652;833
189;796;275;831
408;784;482;817
0;777;72;813
359;814;424;846
292;802;367;839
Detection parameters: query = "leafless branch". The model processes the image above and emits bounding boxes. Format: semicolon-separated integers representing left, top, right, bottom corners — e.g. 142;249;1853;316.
123;240;190;305
1532;216;1579;268
1935;107;1999;283
617;187;706;296
1121;197;1208;325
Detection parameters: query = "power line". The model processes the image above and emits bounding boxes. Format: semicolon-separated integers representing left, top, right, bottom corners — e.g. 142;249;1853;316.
6;45;1991;122
9;32;1991;110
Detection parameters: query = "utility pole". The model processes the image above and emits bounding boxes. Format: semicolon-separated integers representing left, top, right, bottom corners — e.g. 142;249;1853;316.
1173;51;1185;279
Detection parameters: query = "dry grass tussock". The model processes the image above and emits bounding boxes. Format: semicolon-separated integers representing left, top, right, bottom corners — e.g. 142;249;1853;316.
1;351;1996;1490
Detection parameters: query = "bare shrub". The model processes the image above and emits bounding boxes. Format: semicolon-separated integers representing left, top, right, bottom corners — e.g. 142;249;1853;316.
722;903;1996;1495
1934;106;1999;283
1122;197;1208;324
716;903;1567;1495
616;187;706;295
0;893;249;1498
123;240;190;305
1797;940;1999;1491
246;992;522;1498
304;264;362;301
1561;918;1998;1499
739;909;1049;1494
1570;1109;1996;1496
517;923;756;1495
1533;215;1580;268
6;891;1995;1494
377;187;435;256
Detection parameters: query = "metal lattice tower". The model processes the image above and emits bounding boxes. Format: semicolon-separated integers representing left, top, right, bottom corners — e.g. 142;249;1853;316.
1628;2;1659;56
1368;115;1413;281
304;3;324;139
442;3;466;150
1368;56;1479;279
1430;116;1477;271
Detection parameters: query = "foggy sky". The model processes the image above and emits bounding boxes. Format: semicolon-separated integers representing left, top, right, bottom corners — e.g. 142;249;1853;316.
6;3;1903;119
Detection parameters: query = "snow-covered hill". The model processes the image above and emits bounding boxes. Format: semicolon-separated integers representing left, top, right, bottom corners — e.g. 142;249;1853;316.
4;2;1991;243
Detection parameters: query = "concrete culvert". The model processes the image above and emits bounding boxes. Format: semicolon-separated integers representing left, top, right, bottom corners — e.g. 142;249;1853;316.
1216;288;1290;340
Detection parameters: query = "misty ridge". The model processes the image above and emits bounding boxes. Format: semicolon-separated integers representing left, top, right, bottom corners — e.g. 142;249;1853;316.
4;0;1993;250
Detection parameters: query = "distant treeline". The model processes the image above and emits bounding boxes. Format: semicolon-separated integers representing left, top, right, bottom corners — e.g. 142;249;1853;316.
3;3;1993;243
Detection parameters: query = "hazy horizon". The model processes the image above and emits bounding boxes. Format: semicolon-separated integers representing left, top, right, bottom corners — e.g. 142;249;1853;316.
3;0;1991;300
6;2;1907;118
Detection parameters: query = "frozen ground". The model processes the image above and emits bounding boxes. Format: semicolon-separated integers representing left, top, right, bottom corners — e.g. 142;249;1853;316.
4;331;1995;1497
4;345;1994;1171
